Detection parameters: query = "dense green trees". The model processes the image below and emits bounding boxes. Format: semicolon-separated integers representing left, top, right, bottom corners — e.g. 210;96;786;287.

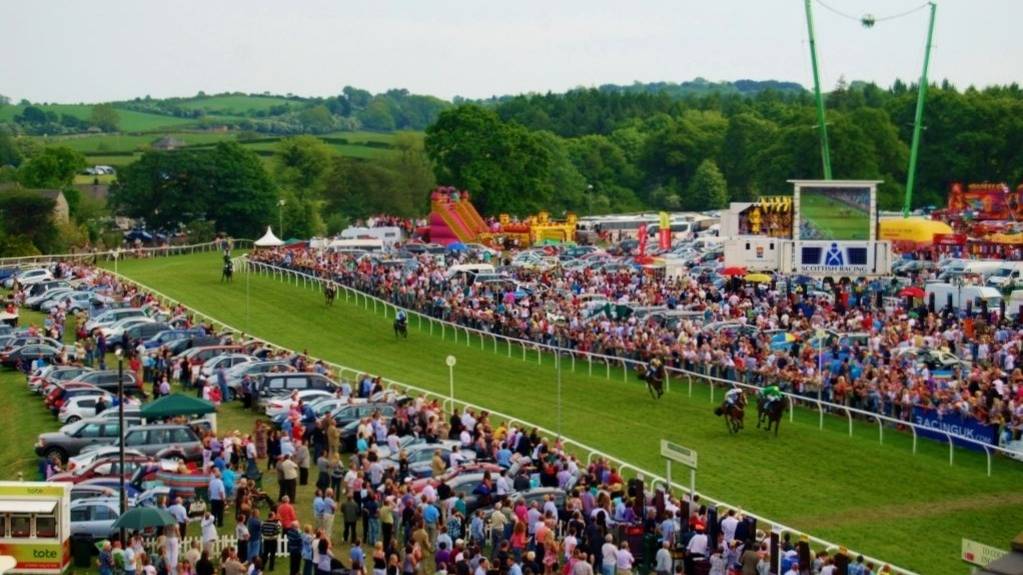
424;83;1023;214
17;147;85;188
110;142;277;237
89;104;120;132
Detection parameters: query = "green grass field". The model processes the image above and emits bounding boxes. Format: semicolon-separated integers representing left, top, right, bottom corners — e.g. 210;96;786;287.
96;252;1023;575
175;95;300;115
799;192;870;241
0;104;200;132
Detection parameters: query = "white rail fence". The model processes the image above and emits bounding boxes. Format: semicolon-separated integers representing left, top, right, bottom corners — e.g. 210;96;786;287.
100;262;917;575
0;239;251;267
242;258;1016;477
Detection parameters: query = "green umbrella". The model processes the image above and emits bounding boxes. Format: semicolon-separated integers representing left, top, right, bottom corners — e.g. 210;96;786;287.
111;507;176;531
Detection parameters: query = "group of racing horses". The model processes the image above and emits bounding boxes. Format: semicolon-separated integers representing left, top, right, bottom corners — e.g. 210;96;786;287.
637;361;785;435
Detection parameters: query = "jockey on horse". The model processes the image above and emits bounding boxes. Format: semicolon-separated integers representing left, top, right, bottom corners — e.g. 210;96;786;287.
393;309;408;339
717;386;746;432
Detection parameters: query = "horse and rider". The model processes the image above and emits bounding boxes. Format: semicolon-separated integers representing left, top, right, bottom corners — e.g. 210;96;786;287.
716;387;747;434
221;253;234;283
393;309;408;339
756;382;786;435
635;357;665;399
323;282;337;306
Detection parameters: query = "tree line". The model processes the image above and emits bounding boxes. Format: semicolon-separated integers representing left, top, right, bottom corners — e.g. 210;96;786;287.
426;80;1023;215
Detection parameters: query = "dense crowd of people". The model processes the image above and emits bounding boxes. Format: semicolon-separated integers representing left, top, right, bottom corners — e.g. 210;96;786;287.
249;245;1023;441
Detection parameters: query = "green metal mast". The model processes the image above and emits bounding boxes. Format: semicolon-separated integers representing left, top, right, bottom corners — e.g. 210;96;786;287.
903;2;937;217
804;0;832;180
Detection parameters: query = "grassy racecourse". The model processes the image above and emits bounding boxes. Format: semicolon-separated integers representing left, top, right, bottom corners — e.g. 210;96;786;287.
97;252;1023;574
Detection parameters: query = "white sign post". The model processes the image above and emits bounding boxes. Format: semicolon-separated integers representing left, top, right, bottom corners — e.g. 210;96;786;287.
661;440;698;499
961;538;1007;567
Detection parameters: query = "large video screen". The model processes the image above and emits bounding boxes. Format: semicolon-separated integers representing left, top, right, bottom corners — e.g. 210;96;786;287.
797;186;872;241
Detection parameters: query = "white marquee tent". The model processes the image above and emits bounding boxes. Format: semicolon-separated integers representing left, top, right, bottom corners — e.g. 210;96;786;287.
254;226;283;247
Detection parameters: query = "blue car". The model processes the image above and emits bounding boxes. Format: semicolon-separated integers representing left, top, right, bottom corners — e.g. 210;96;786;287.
143;328;206;350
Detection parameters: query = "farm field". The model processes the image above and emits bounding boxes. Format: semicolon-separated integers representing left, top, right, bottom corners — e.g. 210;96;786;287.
174;94;300;114
0;103;201;132
103;252;1023;575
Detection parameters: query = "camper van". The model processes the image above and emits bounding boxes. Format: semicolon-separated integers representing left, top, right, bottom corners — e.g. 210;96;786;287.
445;263;497;284
924;282;1003;311
340;226;403;247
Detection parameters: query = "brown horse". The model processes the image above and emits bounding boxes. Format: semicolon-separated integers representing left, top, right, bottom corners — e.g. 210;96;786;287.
634;363;665;399
716;392;747;434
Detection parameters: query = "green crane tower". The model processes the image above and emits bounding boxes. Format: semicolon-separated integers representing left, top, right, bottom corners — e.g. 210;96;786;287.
903;2;938;217
804;0;833;180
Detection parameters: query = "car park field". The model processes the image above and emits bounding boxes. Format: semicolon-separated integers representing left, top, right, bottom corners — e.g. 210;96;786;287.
95;252;1023;575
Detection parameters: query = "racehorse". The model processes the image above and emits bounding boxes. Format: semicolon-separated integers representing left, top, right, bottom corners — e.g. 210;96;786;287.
756;396;786;436
324;283;337;306
393;317;408;339
221;260;234;283
716;392;746;434
634;362;665;399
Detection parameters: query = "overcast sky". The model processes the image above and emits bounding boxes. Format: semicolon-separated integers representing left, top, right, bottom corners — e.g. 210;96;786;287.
2;0;1018;104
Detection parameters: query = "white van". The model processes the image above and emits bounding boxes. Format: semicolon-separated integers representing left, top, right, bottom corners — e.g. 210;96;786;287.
986;263;1023;290
446;263;496;280
924;282;1003;311
339;226;403;248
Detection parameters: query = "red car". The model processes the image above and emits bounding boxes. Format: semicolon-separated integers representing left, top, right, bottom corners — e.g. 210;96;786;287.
48;454;152;484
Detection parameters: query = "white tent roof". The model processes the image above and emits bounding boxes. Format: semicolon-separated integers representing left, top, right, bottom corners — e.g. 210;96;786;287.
254;226;283;247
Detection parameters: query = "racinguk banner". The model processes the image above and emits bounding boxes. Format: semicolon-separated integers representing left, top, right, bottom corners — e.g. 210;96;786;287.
911;407;998;450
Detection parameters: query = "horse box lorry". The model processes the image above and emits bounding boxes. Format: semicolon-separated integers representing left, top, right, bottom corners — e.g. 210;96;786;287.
924;282;1003;311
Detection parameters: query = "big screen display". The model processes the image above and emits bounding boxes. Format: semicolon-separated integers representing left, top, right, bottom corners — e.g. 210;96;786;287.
797;186;872;241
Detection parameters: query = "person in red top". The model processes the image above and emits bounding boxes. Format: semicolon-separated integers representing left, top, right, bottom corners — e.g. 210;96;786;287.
276;495;297;527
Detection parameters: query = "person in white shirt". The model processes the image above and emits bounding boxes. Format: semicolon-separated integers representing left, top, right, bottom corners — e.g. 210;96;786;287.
720;509;739;543
600;535;618;575
615;542;634;575
200;511;218;555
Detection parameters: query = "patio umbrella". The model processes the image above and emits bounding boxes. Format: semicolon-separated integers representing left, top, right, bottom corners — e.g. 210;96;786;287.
898;286;925;298
111;507;176;532
721;266;747;277
793;275;815;285
446;242;467;252
744;273;773;284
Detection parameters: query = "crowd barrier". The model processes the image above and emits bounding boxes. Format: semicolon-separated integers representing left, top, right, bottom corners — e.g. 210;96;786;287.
93;261;918;575
240;257;1019;477
0;239;251;267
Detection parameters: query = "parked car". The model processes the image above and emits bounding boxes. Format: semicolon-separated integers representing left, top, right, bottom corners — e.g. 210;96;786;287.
0;343;67;367
58;395;125;424
69;484;118;502
83;308;147;334
256;372;338;401
379;443;476;478
48;453;152;484
35;419;126;462
99;316;156;341
93;424;204;463
25;287;74;310
142;328;206;350
67;446;147;472
119;321;172;346
199;353;257;382
3;268;53;289
52;388;114;417
67;371;144;398
174;345;242;364
224;360;295;397
40;291;110;314
69;498;121;540
264;390;338;418
30;366;93;393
